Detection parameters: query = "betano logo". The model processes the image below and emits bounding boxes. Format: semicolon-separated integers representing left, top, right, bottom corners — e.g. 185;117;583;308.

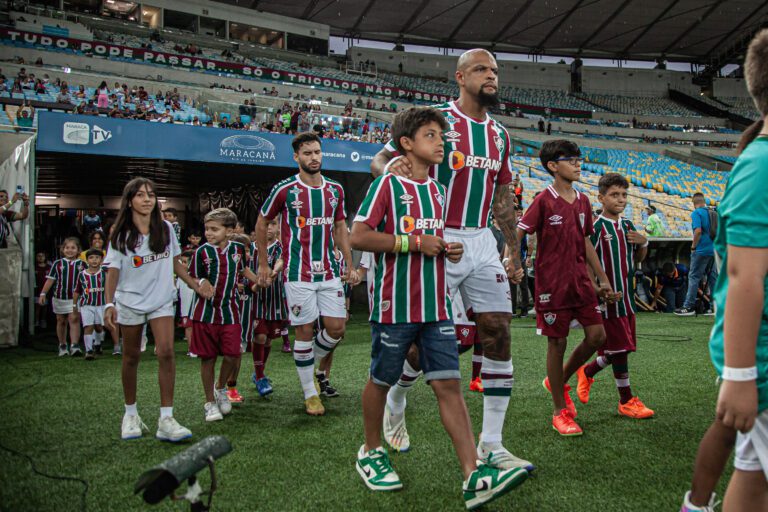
447;151;502;171
399;216;444;233
132;251;171;268
296;216;333;228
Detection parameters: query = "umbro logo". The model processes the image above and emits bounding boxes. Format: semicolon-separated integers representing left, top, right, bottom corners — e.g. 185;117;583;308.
549;215;563;226
400;193;413;205
445;130;461;142
603;233;613;241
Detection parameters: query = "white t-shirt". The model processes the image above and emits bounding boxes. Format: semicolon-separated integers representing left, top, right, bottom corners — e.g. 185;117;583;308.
103;220;181;313
359;251;376;314
177;278;195;318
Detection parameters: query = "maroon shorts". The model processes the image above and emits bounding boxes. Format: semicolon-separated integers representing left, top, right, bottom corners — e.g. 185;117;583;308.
254;319;284;340
181;317;191;328
600;314;636;355
536;302;603;338
191;321;241;358
455;324;477;348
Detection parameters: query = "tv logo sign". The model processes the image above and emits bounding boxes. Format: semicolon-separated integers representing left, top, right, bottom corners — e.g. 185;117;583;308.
62;122;112;145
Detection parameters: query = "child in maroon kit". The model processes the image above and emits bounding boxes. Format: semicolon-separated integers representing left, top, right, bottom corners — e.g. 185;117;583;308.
516;139;615;437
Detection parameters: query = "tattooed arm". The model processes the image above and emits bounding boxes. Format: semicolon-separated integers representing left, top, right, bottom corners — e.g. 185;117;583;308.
492;184;523;284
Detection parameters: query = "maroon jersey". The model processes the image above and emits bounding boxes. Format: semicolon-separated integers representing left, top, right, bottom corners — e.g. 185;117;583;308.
518;185;595;312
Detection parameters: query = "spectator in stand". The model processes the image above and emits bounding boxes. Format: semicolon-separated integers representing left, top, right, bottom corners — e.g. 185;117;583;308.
84;99;99;115
83;209;102;234
15;102;34;130
0;189;29;248
138;86;148;101
676;193;718;316
644;205;666;237
96;81;110;108
34;79;46;94
653;261;689;313
75;85;87;100
230;115;245;130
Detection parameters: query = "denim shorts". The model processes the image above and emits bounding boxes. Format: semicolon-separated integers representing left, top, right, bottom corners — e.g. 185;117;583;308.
369;320;461;386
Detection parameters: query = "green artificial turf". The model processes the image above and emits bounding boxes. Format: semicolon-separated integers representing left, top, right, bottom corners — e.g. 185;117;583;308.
0;313;726;511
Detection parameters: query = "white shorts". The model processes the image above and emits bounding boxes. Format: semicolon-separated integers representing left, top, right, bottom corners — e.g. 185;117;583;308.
79;305;104;326
52;298;74;315
284;278;346;326
445;228;512;315
734;408;768;480
116;301;175;326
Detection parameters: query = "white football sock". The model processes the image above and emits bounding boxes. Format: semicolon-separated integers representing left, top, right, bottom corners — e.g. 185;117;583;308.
480;357;513;445
386;360;422;416
293;340;317;399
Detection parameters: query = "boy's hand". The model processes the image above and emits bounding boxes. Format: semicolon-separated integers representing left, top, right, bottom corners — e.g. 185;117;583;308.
38;294;46;306
257;264;271;288
445;242;463;263
597;282;614;301
503;258;523;284
384;156;413;178
196;279;214;299
717;380;758;433
627;231;647;246
237;283;244;293
347;268;361;286
419;235;447;257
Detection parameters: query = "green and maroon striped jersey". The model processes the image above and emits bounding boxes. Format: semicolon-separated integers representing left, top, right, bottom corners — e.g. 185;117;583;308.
189;241;246;325
590;216;637;318
47;258;87;300
251;241;287;320
354;174;450;324
384;101;513;229
74;268;106;307
260;175;345;283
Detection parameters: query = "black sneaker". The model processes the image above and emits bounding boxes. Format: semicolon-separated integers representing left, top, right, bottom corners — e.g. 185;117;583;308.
322;382;339;398
315;373;328;395
674;307;696;317
84;350;95;361
94;344;103;355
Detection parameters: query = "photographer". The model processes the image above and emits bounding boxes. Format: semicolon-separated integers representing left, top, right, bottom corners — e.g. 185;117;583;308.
0;188;30;249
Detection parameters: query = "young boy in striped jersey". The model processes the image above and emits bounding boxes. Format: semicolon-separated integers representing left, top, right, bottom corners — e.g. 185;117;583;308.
39;237;86;357
256;132;358;416
186;208;260;422
351;107;528;509
250;218;286;398
576;173;654;419
72;249;108;360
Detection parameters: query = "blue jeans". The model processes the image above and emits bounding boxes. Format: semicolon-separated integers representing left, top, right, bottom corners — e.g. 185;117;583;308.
683;253;718;309
662;285;686;312
369;320;461;386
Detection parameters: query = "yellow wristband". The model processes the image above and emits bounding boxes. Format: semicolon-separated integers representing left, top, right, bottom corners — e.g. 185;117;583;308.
400;235;409;253
393;235;401;253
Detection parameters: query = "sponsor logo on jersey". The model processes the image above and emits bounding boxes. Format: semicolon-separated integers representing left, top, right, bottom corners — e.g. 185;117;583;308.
290;200;303;209
548;215;563;225
444;115;459;125
496;273;506;283
448;151;502;171
296;216;333;228
399;193;413;205
399;216;445;233
132;250;171;268
602;232;614;241
544;312;557;325
539;293;551;303
289;186;301;196
445;130;461;142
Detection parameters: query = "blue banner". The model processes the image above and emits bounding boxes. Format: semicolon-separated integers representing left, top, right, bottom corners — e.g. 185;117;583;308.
36;112;380;173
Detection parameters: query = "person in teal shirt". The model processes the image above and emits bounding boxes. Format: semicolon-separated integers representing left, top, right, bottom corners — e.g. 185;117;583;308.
681;30;768;511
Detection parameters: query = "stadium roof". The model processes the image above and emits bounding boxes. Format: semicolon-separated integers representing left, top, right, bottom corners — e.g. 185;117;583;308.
218;0;768;62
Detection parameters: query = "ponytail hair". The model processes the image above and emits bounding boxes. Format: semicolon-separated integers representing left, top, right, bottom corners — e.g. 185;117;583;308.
737;119;764;154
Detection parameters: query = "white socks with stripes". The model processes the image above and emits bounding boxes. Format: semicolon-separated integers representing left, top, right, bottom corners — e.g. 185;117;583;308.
293;340;317;399
480;357;514;446
386;360;422;416
313;329;341;361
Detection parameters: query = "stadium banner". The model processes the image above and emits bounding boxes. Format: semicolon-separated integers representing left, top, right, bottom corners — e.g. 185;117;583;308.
35;112;379;172
0;28;591;118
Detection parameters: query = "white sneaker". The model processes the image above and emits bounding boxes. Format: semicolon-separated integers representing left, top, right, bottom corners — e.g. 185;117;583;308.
204;402;223;422
112;343;122;356
70;344;83;357
383;404;410;452
682;491;720;511
527;308;536;316
140;336;148;352
121;414;149;440
156;416;192;442
477;441;535;473
215;388;232;415
58;345;69;357
187;352;198;358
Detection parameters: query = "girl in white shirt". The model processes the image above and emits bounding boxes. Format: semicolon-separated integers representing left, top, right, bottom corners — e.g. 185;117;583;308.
104;178;213;442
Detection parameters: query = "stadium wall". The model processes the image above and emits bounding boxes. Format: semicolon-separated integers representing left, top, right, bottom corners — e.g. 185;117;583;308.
592;112;725;126
581;67;699;96
712;78;752;99
348;47;572;90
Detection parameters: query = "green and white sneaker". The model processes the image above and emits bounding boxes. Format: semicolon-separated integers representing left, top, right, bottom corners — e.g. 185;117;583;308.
356;445;403;491
463;463;528;510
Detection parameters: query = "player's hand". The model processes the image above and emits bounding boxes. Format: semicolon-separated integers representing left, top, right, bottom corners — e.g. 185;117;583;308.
104;306;117;331
347;268;361;286
445;242;463;263
627;230;647;246
257;264;271;288
38;294;46;306
597;282;614;302
525;257;532;268
237;283;244;293
250;283;260;292
384;156;413;178
419;234;447;257
11;192;20;202
196;279;214;299
21;193;29;205
717;380;758;433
